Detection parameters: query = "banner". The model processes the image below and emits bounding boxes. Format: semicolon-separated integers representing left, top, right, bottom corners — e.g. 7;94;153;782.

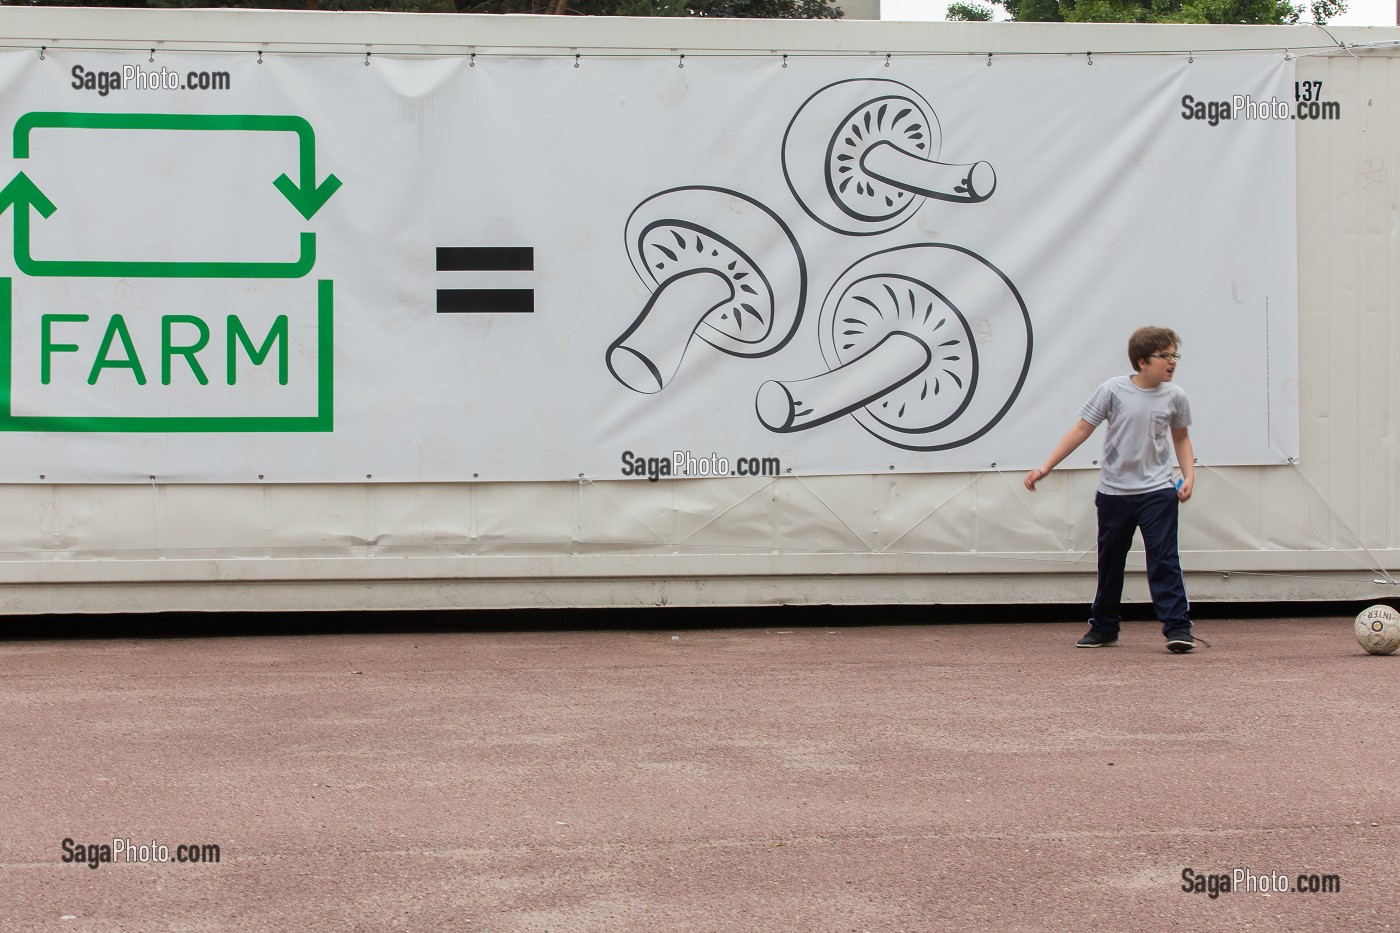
0;49;1298;482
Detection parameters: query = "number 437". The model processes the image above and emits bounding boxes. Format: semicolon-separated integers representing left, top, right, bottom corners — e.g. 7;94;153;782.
1295;80;1323;102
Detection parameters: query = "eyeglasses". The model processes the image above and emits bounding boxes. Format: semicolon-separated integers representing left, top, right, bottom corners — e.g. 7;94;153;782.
1151;353;1183;362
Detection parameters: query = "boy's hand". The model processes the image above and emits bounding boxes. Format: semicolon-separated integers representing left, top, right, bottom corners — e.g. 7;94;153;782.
1024;468;1045;492
1176;476;1193;502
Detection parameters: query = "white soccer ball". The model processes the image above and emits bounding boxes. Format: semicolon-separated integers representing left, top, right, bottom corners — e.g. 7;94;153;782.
1354;604;1400;656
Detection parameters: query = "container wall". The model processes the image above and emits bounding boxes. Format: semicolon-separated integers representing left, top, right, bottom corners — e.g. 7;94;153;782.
0;10;1396;611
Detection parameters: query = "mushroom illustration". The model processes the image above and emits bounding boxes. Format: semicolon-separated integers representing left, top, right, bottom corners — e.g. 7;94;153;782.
783;79;996;236
608;186;807;394
755;244;1031;451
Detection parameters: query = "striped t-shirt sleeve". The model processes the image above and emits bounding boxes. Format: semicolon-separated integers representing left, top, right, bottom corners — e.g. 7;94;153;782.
1078;383;1115;426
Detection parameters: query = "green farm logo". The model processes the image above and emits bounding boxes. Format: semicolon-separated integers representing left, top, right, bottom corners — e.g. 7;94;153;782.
0;111;340;432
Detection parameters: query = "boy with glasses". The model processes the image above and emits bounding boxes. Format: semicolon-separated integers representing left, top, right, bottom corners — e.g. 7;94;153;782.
1024;327;1197;652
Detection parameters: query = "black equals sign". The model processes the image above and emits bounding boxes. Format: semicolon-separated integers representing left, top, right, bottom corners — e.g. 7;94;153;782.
436;247;534;314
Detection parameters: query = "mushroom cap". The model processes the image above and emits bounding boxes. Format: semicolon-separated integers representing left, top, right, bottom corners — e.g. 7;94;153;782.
826;273;980;435
624;186;807;359
818;244;1032;451
783;79;943;237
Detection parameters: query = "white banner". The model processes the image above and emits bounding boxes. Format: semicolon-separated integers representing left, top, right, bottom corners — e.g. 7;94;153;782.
0;49;1298;482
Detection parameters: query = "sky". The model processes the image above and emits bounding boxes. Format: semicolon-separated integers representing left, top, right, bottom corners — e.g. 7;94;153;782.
879;0;1398;25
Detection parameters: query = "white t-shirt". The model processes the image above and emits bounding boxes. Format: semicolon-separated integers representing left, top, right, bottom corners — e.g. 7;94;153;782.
1078;374;1192;496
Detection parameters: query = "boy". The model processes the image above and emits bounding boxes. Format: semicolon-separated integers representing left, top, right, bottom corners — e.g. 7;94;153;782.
1023;327;1196;652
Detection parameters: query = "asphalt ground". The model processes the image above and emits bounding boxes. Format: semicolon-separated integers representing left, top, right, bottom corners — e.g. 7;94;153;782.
1;605;1396;932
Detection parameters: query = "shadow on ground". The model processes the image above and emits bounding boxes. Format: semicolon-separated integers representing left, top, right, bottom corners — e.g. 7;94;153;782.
0;600;1374;641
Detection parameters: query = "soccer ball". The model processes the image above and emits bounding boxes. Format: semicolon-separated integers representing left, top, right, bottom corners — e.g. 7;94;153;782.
1354;604;1400;655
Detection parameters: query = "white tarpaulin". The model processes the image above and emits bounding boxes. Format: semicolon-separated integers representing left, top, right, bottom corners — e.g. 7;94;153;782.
0;49;1298;482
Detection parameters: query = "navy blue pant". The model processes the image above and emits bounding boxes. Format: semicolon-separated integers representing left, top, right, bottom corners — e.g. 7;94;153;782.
1089;488;1192;638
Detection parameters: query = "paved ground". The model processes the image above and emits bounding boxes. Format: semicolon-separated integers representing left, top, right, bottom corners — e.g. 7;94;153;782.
1;608;1396;932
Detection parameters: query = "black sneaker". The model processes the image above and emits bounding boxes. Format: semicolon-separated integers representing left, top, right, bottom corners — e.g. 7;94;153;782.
1166;634;1197;653
1077;629;1118;648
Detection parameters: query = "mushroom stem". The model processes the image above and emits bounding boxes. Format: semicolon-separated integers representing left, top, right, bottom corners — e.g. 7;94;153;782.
608;268;736;394
756;332;932;432
860;141;996;203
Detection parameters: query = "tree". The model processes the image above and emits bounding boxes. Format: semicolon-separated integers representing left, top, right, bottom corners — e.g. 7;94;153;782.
689;0;841;16
946;0;995;18
982;0;1343;23
5;0;840;15
455;0;840;13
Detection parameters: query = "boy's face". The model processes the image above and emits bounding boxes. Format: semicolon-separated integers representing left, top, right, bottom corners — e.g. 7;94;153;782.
1137;345;1179;382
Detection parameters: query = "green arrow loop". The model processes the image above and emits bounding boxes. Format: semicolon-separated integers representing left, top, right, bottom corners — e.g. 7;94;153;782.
14;111;342;220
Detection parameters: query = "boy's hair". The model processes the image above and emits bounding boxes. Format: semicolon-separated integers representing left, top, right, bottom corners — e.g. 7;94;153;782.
1128;326;1181;371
